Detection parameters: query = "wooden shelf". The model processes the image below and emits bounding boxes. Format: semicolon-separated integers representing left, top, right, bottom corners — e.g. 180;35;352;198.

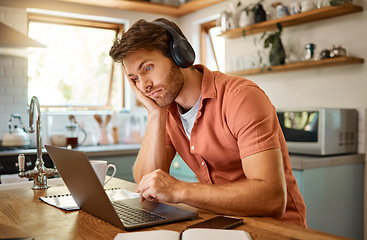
57;0;225;17
226;57;364;76
219;3;363;39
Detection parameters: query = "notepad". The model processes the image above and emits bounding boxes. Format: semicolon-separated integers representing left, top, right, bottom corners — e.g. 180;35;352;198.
40;188;139;211
114;228;252;240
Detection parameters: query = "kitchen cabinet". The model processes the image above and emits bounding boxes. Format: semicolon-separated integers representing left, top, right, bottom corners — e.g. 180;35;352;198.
56;0;225;17
220;3;364;76
169;153;365;239
291;154;364;240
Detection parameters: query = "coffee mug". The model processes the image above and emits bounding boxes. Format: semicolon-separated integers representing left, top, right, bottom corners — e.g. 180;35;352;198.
290;2;301;15
90;160;117;186
301;0;316;12
276;5;289;18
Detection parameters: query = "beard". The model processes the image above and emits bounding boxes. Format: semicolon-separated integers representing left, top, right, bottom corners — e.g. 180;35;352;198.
152;63;184;107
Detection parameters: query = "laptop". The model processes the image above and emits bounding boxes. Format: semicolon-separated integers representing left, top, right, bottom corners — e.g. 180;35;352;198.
45;145;198;230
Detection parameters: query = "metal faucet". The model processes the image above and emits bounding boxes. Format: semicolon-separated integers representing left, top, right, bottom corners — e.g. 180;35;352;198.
18;96;58;189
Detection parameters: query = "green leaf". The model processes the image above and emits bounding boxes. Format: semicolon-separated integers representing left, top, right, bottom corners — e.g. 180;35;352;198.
276;23;283;33
264;34;275;48
330;0;347;6
260;32;267;40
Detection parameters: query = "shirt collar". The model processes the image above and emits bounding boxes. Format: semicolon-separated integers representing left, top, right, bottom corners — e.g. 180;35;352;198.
168;64;217;114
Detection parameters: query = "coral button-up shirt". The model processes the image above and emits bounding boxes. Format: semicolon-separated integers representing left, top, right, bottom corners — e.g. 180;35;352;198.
165;65;307;227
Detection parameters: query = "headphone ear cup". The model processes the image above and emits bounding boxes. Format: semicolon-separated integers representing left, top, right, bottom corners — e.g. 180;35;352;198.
170;38;195;68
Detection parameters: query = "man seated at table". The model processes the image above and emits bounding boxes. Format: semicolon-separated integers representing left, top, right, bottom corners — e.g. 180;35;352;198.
109;18;307;227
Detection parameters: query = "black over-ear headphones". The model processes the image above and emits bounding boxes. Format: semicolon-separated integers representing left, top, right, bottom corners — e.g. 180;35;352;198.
152;21;195;68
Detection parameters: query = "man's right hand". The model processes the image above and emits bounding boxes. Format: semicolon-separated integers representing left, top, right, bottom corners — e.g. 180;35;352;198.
126;77;164;114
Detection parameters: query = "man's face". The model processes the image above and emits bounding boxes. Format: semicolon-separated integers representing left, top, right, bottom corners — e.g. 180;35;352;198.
123;50;184;107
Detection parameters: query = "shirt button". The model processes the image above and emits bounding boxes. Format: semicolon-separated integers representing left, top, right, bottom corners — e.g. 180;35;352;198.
201;162;205;166
191;146;195;150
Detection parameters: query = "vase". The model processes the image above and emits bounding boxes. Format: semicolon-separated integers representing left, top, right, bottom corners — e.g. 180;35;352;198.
239;10;254;28
255;4;267;23
269;38;286;66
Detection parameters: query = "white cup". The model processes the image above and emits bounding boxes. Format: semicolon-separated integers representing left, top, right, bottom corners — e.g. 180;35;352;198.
90;160;117;186
290;2;301;15
301;0;316;12
276;5;289;18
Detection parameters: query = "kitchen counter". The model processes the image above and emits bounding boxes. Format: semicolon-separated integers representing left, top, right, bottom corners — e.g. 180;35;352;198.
0;143;141;157
0;178;350;240
290;153;364;170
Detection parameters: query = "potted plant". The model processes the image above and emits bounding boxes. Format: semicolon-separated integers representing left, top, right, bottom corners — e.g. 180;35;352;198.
261;23;285;66
330;0;351;6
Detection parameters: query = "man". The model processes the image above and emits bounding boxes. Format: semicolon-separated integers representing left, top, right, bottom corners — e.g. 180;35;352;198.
109;18;307;227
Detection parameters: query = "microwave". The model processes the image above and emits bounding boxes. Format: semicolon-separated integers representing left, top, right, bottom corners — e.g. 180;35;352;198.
276;108;358;156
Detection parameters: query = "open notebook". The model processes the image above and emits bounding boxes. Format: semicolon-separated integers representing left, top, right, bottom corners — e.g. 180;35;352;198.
40;188;139;211
114;229;252;240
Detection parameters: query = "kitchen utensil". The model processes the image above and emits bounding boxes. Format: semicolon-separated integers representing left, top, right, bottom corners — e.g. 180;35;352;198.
50;134;67;147
290;2;301;14
90;160;117;186
94;114;103;128
2;114;30;147
65;124;87;148
301;0;316;12
254;4;267;23
276;4;289;18
320;49;331;59
69;114;77;124
105;114;112;128
317;0;330;8
98;128;113;145
239;10;254;28
330;45;346;57
305;43;316;60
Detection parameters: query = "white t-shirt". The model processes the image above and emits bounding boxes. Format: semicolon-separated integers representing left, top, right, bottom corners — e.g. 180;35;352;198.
178;96;201;140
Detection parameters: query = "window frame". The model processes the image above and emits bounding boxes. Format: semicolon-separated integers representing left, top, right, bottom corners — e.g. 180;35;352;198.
200;20;219;70
27;13;124;110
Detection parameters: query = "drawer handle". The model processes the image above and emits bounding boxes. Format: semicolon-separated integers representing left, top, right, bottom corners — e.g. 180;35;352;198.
172;161;181;169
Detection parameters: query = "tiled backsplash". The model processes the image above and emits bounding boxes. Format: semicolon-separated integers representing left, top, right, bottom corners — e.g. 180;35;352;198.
0;55;29;139
0;6;30;142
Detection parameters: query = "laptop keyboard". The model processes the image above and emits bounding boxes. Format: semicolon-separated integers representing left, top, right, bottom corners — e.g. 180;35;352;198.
112;200;166;225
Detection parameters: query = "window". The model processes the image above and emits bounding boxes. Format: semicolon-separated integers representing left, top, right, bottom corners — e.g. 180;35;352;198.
27;13;123;110
200;20;225;72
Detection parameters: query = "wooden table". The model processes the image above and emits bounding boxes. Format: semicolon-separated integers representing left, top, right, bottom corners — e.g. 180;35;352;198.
0;178;350;240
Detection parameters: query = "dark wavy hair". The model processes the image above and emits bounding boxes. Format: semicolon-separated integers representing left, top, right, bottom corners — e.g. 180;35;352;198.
109;18;187;64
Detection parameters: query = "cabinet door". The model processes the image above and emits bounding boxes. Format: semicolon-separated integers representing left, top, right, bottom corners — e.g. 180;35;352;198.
292;170;303;195
169;155;197;182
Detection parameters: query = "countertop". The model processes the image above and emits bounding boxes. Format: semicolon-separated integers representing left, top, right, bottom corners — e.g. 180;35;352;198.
0;178;350;239
289;153;364;170
0;144;364;170
0;143;141;157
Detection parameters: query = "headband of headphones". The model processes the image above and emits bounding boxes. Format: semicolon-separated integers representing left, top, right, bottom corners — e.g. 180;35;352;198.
152;21;195;68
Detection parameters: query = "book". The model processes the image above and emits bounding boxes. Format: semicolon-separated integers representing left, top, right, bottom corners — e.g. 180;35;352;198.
114;228;252;240
39;188;139;211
